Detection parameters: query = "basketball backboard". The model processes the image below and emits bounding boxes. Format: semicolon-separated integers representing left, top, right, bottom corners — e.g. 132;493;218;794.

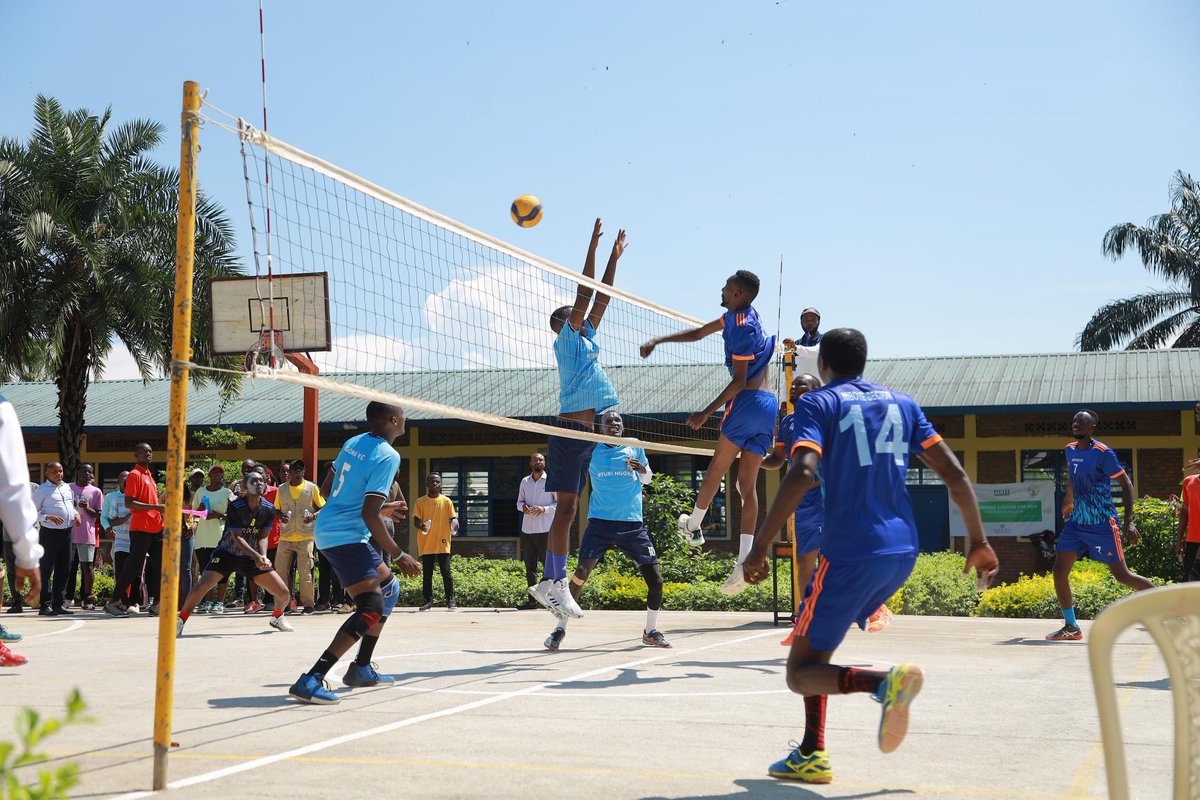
209;272;331;355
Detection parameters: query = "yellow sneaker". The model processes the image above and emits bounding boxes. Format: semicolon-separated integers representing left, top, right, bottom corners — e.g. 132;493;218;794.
877;663;924;753
767;743;832;783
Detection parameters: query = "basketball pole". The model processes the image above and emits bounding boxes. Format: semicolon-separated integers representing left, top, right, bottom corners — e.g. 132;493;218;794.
152;79;201;790
782;343;801;616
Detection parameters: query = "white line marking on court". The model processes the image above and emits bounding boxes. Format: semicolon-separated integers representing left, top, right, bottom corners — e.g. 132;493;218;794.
20;620;85;639
108;629;778;800
386;686;790;698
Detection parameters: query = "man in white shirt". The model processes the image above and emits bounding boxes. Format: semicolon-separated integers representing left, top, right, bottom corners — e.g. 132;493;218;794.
32;461;79;615
0;394;44;665
515;452;556;610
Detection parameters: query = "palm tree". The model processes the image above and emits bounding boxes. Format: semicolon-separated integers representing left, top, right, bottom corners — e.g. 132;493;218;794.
1078;170;1200;351
0;95;242;473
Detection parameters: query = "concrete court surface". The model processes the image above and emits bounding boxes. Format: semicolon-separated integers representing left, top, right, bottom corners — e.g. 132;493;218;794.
0;607;1175;800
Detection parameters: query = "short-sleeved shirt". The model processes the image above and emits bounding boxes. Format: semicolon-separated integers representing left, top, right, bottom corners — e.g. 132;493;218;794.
69;483;104;545
722;305;775;383
775;413;823;524
587;443;648;522
315;432;402;549
412;494;457;555
1182;475;1200;544
555;320;619;414
193;485;235;549
790;377;942;564
1065;439;1125;526
264;485;281;548
216;497;276;556
125;463;163;533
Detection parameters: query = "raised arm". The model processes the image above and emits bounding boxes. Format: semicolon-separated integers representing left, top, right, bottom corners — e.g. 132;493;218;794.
568;218;604;331
640;317;724;359
586;229;627;330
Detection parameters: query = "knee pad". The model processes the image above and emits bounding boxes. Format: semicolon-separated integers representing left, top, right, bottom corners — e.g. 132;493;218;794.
380;575;400;618
355;590;384;628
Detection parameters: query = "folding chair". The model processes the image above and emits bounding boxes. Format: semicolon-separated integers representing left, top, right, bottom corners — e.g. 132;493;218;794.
1087;583;1200;799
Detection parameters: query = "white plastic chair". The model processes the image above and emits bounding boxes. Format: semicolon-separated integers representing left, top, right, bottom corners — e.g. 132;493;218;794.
1088;583;1200;799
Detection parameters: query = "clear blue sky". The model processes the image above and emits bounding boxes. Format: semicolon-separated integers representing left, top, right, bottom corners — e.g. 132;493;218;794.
3;1;1198;379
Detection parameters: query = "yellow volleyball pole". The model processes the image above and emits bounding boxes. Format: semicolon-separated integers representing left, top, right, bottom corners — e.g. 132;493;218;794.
782;344;802;616
152;80;201;790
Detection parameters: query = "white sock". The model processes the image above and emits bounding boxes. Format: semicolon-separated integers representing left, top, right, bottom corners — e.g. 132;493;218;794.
555;619;568;631
737;534;754;563
687;505;708;531
645;608;659;633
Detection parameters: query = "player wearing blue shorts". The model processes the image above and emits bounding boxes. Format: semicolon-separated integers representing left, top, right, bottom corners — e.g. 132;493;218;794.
743;328;998;784
1044;409;1153;642
543;411;671;651
641;270;778;595
287;402;420;705
533;218;627;623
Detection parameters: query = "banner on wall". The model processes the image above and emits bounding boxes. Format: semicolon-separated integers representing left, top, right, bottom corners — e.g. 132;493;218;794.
948;481;1057;538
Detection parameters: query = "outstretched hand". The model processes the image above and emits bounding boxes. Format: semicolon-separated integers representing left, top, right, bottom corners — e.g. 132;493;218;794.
963;541;999;589
591;217;603;243
640;340;657;359
610;229;627;260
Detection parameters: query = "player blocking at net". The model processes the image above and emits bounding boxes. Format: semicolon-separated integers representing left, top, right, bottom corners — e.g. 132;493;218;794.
741;328;999;784
640;270;777;595
288;402;421;705
530;218;627;621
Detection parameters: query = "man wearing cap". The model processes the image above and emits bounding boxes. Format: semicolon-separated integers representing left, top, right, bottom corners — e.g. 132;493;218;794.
798;308;823;347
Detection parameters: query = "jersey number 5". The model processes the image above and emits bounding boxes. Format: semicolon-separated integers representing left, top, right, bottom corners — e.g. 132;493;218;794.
839;404;908;467
330;462;352;498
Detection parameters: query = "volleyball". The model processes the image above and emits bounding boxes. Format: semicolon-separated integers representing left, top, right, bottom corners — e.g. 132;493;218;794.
510;194;543;228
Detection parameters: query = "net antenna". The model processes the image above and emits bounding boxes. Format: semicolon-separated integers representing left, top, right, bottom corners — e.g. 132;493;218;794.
199;105;728;456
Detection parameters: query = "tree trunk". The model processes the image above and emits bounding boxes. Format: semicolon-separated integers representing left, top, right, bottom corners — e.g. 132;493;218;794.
56;315;92;476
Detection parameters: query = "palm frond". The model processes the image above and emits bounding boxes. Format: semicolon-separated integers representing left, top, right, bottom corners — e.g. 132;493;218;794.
1076;289;1195;351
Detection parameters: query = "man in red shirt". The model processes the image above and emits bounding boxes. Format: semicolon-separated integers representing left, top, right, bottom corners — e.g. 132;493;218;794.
105;443;164;617
1179;455;1200;582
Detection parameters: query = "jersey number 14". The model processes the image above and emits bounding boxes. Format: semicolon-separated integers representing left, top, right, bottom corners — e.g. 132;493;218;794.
839;404;908;467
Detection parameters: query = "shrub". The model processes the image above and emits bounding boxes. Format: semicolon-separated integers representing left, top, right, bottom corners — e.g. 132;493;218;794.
1126;497;1184;583
886;552;979;617
974;559;1165;619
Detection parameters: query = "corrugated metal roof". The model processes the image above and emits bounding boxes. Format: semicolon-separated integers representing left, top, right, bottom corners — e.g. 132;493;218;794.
3;348;1198;430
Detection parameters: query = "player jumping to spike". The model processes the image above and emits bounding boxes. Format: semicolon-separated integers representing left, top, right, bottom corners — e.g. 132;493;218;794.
1044;409;1154;641
177;471;295;637
288;402;421;705
543;411;670;651
640;270;777;595
531;218;627;621
742;328;999;784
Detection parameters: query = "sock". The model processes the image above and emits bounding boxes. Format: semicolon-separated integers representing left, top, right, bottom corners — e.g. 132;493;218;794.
799;695;827;754
737;534;754;563
1062;606;1078;627
308;649;339;677
556;618;568;631
836;666;886;695
356;634;380;666
543;552;568;581
273;608;284;618
687;505;708;532
179;610;190;622
645;608;659;633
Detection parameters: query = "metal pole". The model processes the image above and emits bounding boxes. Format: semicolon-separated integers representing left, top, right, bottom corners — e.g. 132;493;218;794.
782;345;802;615
152;79;200;790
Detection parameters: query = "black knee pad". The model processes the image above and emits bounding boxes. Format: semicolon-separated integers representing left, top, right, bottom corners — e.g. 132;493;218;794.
337;592;386;640
639;563;664;609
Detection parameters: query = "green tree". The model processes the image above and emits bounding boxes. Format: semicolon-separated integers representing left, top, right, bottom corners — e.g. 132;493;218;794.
1078;170;1200;350
0;95;242;473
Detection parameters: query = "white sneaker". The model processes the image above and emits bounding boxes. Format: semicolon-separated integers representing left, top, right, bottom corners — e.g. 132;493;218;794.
176;618;185;638
719;562;749;596
677;513;705;547
546;579;583;619
126;604;141;615
269;616;295;632
211;602;225;615
528;580;555;611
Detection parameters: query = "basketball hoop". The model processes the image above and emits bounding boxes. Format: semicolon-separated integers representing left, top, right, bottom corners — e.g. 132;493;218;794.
244;329;288;372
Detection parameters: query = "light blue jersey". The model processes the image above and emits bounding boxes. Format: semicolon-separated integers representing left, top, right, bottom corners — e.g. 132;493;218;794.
587;443;648;522
314;432;401;549
555;320;619;414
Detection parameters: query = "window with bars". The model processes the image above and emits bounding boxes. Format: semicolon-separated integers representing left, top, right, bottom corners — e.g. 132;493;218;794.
428;457;526;537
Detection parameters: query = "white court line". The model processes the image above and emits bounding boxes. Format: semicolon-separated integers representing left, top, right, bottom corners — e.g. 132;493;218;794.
19;620;85;639
109;628;778;800
386;686;789;699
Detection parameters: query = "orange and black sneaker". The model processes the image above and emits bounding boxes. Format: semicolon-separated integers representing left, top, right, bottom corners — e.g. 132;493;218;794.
0;643;28;667
867;604;894;634
1045;624;1082;642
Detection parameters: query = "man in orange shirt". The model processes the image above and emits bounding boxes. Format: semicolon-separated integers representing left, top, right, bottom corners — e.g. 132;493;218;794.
1178;454;1200;582
106;443;165;617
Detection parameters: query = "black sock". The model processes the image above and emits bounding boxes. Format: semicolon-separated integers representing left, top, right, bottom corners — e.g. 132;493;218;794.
836;666;886;695
309;650;339;677
356;620;386;666
800;695;826;754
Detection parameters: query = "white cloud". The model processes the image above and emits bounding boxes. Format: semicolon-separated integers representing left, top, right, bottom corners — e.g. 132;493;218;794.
311;334;416;373
96;342;159;381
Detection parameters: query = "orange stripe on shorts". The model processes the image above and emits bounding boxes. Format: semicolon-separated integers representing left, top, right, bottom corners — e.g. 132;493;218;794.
1108;518;1125;562
795;559;829;637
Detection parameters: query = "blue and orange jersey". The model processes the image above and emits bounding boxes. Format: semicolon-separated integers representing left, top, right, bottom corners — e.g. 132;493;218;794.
1064;439;1125;526
789;377;942;563
722;305;775;382
775;412;822;521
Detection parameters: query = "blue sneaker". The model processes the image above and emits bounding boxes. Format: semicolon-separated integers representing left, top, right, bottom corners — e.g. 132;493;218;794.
289;673;339;705
767;742;833;783
343;662;395;688
0;625;21;642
